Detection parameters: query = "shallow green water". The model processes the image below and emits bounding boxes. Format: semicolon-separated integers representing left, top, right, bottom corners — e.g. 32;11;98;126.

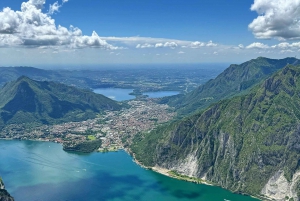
0;140;260;201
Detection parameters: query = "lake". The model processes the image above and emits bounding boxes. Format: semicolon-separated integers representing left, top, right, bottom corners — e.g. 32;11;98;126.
93;88;179;101
0;140;260;201
143;91;179;98
93;88;135;101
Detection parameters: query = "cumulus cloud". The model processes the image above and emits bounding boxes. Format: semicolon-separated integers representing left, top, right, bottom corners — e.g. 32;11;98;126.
163;42;178;48
155;42;178;48
48;0;69;15
0;0;117;49
249;0;300;40
188;40;217;48
190;41;205;48
206;40;217;47
136;43;154;48
246;42;269;49
101;36;219;50
48;2;61;15
155;43;164;48
272;42;300;49
135;41;178;49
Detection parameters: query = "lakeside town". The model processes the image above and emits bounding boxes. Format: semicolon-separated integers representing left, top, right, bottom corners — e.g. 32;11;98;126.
0;99;176;152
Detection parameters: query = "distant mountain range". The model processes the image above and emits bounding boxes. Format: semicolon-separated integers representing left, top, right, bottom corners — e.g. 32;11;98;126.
161;57;300;116
0;76;122;127
0;67;60;87
132;59;300;201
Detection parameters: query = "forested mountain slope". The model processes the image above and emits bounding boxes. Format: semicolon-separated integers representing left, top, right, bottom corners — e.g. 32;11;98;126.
163;57;300;116
132;65;300;200
0;76;122;127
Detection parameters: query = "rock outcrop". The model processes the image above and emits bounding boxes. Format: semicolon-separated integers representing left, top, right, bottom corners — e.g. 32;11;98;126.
132;65;300;200
262;171;300;201
0;178;14;201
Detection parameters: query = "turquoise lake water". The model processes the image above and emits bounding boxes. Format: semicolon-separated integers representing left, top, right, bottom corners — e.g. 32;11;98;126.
93;88;179;101
0;140;260;201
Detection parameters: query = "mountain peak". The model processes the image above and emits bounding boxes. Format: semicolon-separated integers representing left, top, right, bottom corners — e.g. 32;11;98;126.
132;64;300;200
16;75;33;83
165;57;300;116
0;77;122;125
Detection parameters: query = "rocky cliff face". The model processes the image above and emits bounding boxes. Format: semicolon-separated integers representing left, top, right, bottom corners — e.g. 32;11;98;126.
262;170;300;201
0;179;14;201
132;65;300;201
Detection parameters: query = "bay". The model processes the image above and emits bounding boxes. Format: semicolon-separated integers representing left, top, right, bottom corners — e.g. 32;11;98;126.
0;140;260;201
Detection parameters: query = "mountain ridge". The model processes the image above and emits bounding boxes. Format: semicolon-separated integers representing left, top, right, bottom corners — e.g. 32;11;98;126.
162;57;300;116
132;64;300;200
0;76;122;127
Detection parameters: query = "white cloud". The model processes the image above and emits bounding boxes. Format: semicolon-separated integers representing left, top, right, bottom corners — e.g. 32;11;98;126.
272;42;300;49
0;0;118;49
101;36;186;46
101;37;218;49
155;42;178;48
155;43;164;48
206;40;217;47
178;51;185;54
163;41;178;48
48;2;60;15
188;40;217;48
136;43;154;48
277;42;290;49
190;41;205;48
249;0;300;40
246;42;269;49
135;41;178;49
48;0;69;15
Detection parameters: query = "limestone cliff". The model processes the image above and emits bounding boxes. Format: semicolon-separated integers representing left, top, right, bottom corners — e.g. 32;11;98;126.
132;65;300;201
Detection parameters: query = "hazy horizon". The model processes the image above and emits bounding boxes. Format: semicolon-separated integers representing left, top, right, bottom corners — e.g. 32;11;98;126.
0;0;299;67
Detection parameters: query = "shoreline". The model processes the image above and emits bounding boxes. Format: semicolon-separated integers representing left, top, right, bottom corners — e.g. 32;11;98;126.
128;149;213;186
0;139;269;201
127;149;267;201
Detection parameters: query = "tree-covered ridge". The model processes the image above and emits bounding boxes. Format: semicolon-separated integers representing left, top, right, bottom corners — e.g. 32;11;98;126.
163;57;300;116
132;65;300;199
0;76;123;127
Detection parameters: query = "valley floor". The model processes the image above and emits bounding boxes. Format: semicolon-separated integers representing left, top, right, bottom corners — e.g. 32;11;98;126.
0;99;175;153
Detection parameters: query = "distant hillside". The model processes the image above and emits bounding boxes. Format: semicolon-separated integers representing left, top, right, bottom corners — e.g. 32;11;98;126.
0;66;61;86
0;76;122;127
132;65;300;200
162;57;300;116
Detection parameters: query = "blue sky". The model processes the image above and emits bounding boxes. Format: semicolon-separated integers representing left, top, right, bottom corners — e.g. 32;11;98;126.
0;0;300;67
